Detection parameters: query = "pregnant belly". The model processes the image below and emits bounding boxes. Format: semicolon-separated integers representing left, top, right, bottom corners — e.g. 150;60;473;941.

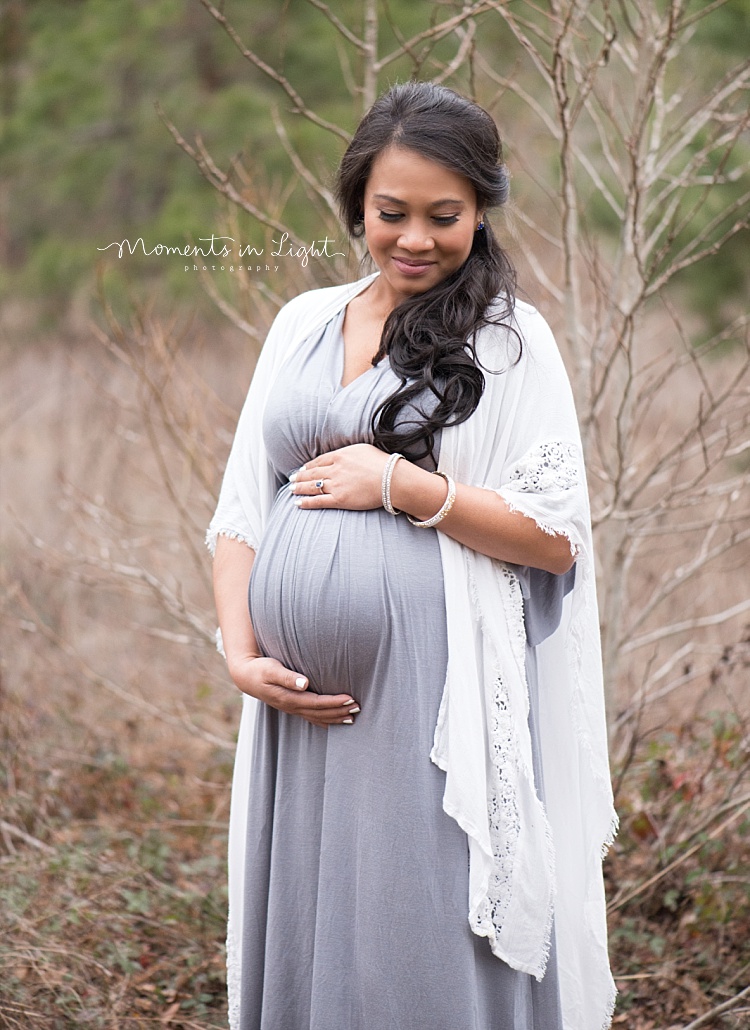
248;487;445;696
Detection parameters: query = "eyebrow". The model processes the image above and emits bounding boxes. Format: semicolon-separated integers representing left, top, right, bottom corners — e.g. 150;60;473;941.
372;193;467;209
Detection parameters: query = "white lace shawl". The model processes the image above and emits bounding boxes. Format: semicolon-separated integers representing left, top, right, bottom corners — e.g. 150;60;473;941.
207;272;618;1030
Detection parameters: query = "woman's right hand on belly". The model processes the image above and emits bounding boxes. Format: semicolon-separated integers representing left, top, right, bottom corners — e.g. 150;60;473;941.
227;655;360;727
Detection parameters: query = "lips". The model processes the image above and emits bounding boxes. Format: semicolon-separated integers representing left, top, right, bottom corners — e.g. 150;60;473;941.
392;256;436;276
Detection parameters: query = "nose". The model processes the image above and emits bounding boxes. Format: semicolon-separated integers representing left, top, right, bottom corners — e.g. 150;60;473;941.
397;222;435;252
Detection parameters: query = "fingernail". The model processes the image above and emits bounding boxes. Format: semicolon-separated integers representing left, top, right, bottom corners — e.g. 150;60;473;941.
348;706;361;714
295;676;307;689
288;471;298;482
294;498;303;507
343;717;354;724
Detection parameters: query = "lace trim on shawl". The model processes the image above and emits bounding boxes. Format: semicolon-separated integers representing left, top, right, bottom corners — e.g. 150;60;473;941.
464;557;556;976
463;557;522;948
505;440;580;493
493;564;555;980
476;670;521;942
502;441;582;557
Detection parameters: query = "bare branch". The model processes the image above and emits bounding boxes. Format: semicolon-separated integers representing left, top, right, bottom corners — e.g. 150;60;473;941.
304;0;365;50
476;51;560;139
374;2;494;74
0;820;54;855
362;0;378;113
646;191;750;295
270;107;338;221
486;2;555;84
433;21;478;86
679;985;750;1030
622;598;750;654
197;0;351;143
194;268;264;343
651;62;750;186
156;105;299;238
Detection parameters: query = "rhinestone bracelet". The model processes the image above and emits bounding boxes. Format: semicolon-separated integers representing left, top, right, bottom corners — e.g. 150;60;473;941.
381;452;404;515
406;472;457;528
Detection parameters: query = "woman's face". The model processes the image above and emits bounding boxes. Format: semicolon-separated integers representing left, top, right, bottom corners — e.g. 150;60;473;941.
361;146;482;308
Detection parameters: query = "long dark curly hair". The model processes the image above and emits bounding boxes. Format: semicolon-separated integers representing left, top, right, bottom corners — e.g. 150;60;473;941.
335;80;518;460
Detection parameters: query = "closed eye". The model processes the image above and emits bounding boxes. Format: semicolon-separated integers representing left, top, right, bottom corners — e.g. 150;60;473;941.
378;211;460;225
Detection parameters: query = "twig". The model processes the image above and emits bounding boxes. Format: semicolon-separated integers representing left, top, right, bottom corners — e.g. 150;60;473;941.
433;22;477;86
198;0;351;142
621;598;750;653
304;0;364;50
679;984;750;1030
0;820;54;854
374;2;494;74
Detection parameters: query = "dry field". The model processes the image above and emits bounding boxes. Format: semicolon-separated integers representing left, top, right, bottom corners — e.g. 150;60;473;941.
1;297;748;1028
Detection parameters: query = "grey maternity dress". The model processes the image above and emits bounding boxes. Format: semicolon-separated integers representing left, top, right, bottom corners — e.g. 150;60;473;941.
242;307;566;1030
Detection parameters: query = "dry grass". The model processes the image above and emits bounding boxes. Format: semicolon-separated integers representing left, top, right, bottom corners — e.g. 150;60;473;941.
608;697;750;1028
0;681;231;1029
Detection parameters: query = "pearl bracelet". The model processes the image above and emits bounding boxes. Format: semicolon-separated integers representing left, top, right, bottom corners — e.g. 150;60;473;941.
381;452;404;515
406;472;457;528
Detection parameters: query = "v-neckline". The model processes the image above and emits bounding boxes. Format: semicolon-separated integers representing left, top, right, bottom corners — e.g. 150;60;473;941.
336;305;386;394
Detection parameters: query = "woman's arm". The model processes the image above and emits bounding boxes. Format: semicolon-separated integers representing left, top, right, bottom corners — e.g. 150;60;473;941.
213;534;360;725
391;459;575;574
289;444;574;575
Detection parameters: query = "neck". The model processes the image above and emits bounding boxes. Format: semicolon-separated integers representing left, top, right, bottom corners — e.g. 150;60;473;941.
359;274;408;320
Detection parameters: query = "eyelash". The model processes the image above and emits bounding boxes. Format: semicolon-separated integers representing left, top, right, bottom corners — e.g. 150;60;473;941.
377;212;460;226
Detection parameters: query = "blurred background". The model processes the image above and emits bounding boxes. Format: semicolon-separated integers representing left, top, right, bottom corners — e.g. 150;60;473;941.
1;2;749;1027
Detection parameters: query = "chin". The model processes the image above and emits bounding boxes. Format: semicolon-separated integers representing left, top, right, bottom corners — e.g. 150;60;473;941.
388;270;445;297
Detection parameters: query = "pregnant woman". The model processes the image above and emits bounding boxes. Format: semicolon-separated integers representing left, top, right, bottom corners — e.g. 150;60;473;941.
207;82;617;1030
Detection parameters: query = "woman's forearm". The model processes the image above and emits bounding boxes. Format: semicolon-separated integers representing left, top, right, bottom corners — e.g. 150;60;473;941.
389;459;575;575
212;534;260;674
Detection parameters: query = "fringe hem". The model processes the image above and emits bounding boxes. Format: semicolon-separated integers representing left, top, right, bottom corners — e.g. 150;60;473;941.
205;526;259;557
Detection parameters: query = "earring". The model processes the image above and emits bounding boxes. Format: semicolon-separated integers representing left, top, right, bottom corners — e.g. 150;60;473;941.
476;220;485;231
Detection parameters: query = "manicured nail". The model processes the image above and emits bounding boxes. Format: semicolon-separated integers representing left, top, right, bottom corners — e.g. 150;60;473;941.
294;498;303;507
348;706;361;714
295;676;307;689
343;717;354;724
288;471;298;482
